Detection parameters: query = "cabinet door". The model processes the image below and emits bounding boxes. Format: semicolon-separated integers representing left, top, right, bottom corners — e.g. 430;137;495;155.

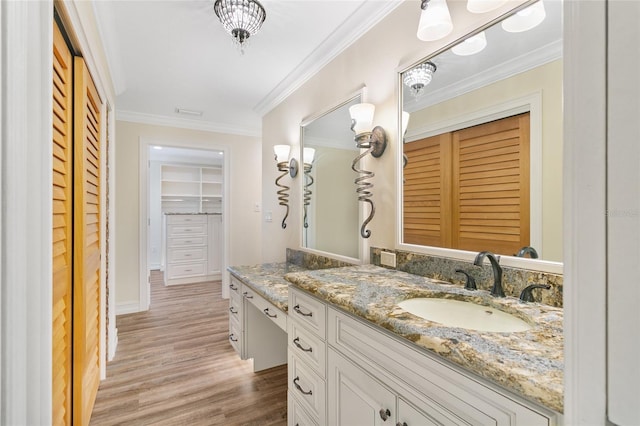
397;398;448;426
328;349;396;426
207;214;222;275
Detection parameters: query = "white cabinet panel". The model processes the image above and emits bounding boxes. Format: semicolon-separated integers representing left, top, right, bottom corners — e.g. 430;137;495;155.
289;289;326;339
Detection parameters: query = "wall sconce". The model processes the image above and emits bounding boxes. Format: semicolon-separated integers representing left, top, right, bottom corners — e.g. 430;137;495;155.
302;147;315;229
417;0;453;42
273;145;298;229
501;1;546;33
401;111;410;171
451;31;487;56
349;103;387;239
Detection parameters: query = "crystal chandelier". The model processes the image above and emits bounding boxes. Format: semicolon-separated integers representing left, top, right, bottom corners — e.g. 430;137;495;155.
214;0;266;52
403;61;437;97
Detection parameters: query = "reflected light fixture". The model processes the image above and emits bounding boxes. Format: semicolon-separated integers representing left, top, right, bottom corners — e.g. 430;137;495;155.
466;0;508;13
349;103;387;239
501;1;546;33
273;145;298;229
302;147;316;229
452;31;487;56
401;111;410;173
417;0;453;42
214;0;266;53
403;61;437;98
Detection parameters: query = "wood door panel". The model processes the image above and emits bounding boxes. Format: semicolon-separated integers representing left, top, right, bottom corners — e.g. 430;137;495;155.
73;55;102;426
52;20;73;426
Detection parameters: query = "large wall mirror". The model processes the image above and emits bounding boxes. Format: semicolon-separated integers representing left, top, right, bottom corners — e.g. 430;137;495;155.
398;0;563;270
300;92;362;261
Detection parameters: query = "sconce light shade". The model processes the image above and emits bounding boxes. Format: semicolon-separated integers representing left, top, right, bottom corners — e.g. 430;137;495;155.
501;1;546;33
417;0;453;42
466;0;507;13
401;111;411;137
349;103;375;135
303;147;316;165
452;31;487;56
273;144;291;163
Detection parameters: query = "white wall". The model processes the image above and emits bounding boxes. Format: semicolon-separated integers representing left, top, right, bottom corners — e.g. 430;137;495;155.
261;0;529;263
115;120;262;308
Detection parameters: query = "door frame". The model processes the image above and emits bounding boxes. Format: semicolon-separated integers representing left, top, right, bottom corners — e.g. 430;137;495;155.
138;137;231;311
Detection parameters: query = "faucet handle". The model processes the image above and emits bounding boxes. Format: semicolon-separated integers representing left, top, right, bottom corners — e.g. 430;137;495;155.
455;269;477;291
519;284;551;302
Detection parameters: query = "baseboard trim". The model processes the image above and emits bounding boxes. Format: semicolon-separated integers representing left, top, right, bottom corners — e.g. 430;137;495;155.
116;301;141;315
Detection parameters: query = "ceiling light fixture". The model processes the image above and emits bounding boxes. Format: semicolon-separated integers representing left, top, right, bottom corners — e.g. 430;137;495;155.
417;0;453;42
452;31;487;56
501;1;546;33
214;0;266;53
403;61;437;97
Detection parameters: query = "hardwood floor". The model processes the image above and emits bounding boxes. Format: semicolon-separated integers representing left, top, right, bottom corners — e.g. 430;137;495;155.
90;272;288;425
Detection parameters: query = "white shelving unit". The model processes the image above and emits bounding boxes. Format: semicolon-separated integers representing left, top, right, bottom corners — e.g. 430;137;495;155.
161;164;223;214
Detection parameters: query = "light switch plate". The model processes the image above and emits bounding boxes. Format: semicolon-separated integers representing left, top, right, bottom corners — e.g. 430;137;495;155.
380;251;396;268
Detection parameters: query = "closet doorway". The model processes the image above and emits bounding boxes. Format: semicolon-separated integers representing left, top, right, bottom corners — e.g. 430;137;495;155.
139;141;230;311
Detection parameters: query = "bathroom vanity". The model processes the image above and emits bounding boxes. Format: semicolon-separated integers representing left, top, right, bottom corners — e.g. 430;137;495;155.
227;262;562;425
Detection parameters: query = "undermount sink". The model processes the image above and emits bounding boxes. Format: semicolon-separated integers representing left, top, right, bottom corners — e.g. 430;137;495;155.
397;298;532;333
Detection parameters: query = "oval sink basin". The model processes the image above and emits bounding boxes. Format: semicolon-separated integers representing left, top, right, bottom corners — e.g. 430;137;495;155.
397;298;532;332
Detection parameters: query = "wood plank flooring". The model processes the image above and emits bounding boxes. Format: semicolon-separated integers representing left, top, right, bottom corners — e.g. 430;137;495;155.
90;272;288;425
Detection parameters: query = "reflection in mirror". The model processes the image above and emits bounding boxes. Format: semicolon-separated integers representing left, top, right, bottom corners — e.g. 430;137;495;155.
400;0;562;263
301;95;361;260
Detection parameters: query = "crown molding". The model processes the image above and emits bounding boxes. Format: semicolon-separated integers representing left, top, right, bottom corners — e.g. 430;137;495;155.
116;110;261;137
404;39;563;113
253;0;403;117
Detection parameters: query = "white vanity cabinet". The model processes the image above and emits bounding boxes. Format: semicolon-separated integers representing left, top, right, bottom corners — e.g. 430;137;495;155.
228;275;288;372
288;287;558;426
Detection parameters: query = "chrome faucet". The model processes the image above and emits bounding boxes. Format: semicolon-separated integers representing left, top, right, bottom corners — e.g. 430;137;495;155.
473;251;505;297
515;246;539;259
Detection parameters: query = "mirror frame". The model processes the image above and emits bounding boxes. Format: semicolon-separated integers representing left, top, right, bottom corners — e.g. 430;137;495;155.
298;85;368;265
395;2;563;274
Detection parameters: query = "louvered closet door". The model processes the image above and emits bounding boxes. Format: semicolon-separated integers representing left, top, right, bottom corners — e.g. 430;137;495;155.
452;113;530;255
52;20;73;426
403;133;452;247
73;56;102;426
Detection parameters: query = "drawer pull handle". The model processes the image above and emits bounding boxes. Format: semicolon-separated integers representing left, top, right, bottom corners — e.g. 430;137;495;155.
293;337;312;353
184;229;191;232
184;254;192;257
293;304;313;317
263;308;277;318
293;377;312;396
229;334;238;342
229;307;238;314
396;423;408;426
379;408;391;421
243;292;253;299
184;269;192;272
184;240;192;243
230;284;238;291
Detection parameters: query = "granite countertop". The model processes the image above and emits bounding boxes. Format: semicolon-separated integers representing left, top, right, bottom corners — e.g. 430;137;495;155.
284;264;563;413
227;262;306;312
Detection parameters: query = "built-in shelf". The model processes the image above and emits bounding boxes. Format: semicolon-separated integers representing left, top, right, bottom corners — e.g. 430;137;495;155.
161;164;223;213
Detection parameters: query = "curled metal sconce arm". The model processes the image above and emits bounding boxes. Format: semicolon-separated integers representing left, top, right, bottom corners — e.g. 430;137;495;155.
303;163;314;228
275;159;298;229
352;144;376;238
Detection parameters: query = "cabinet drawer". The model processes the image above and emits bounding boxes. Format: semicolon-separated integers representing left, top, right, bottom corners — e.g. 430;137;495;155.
167;214;207;225
167;223;207;236
168;247;207;262
168;236;205;247
288;391;319;426
229;297;242;323
288;321;326;378
229;316;242;355
289;288;326;339
167;262;206;279
246;287;287;332
288;351;325;423
229;276;243;297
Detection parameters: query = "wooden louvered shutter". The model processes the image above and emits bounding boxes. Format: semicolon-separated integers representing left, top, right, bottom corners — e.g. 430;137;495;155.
452;113;530;254
403;134;452;247
52;21;73;426
73;56;102;426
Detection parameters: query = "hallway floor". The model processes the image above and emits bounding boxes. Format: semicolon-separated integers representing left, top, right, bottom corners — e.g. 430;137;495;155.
90;271;288;425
